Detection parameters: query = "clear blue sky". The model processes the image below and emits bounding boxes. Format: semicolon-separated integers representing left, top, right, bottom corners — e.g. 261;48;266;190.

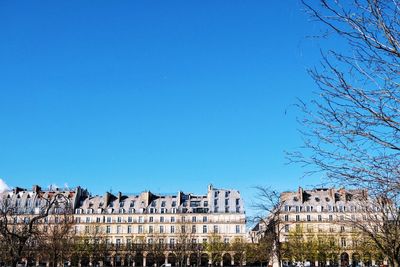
0;1;330;215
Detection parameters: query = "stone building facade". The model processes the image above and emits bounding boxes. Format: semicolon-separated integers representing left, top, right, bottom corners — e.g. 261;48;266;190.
0;184;246;267
263;187;382;267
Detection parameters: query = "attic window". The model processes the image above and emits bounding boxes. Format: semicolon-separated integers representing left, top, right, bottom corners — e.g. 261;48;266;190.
315;197;320;202
293;197;298;202
130;201;135;207
325;197;330;202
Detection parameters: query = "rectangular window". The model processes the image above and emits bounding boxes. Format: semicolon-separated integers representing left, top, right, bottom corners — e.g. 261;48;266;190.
106;226;111;234
203;216;208;222
170;225;175;233
138;225;143;234
160;225;164;233
192;216;196;223
171;216;175;223
149;226;153;233
225;199;229;205
213;225;218;233
127;225;132;234
284;225;289;232
117;225;121;234
203;225;207;233
341;238;346;247
149;217;153;223
307;215;311;221
192;225;196;233
295;215;300;221
318;215;322;221
128;217;132;223
235;225;240;233
160;216;164;222
284;215;289;221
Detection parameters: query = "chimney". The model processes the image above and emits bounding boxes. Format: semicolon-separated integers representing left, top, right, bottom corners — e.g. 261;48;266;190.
32;185;41;193
208;184;213;192
104;192;111;207
118;192;122;202
298;187;304;203
13;187;24;194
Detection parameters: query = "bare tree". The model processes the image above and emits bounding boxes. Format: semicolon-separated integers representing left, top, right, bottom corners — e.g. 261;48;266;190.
252;186;284;267
0;191;70;267
293;0;400;195
290;1;400;266
340;193;400;267
146;229;167;267
174;217;195;267
37;211;75;267
205;232;225;267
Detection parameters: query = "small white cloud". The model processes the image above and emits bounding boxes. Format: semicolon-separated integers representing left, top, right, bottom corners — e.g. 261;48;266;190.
0;179;10;193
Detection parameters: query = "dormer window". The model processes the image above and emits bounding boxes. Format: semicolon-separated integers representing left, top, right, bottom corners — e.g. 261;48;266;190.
119;208;125;214
108;202;114;208
119;202;124;208
130;201;135;208
151;201;156;207
172;201;176;207
161;201;166;207
129;208;135;214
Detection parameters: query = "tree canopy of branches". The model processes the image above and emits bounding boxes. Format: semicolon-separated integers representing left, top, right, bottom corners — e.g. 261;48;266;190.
0;193;71;267
292;1;400;266
293;0;400;195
